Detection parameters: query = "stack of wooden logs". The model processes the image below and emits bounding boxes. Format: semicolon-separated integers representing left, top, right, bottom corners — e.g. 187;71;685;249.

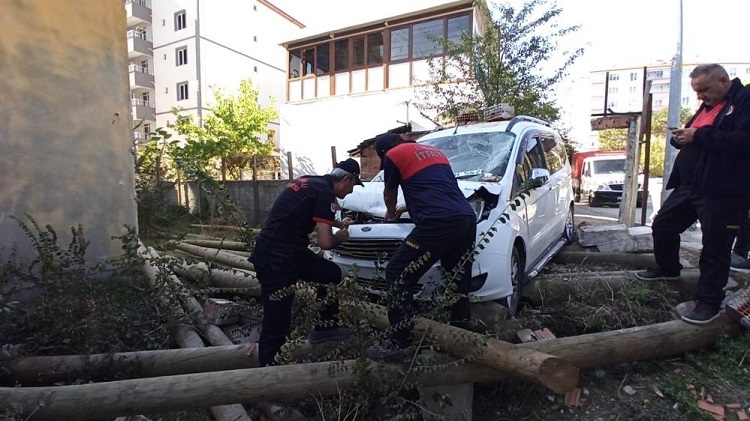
0;234;743;420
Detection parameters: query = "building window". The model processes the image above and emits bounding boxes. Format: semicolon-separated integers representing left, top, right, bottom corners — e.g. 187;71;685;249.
352;36;365;67
630;72;638;81
654;99;663;107
390;27;410;62
289;50;301;78
729;67;737;77
316;43;330;75
629;86;637;94
607;100;618;108
334;39;349;72
254;36;258;42
746;67;750;74
176;46;188;66
175;10;186;31
367;32;384;66
413;19;443;59
447;15;470;43
608;86;619;94
177;81;189;101
143;123;151;134
302;48;315;76
608;73;619;81
254;66;258;72
681;96;690;106
647;69;664;79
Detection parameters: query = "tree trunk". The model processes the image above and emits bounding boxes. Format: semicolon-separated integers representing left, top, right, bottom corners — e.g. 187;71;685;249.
0;361;360;420
141;245;251;421
171;261;259;291
3;316;739;418
518;314;742;368
524;268;704;305
180;239;250;251
344;302;578;394
174;243;255;271
4;345;258;386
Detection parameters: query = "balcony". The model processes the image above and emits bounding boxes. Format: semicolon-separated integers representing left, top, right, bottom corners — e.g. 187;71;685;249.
131;98;155;121
126;0;151;26
128;64;154;90
127;30;152;59
132;131;153;145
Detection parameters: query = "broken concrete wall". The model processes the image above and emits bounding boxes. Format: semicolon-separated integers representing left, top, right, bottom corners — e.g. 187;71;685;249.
0;1;137;265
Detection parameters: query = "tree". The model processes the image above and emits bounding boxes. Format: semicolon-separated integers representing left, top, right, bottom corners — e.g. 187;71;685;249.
170;80;278;181
415;0;582;123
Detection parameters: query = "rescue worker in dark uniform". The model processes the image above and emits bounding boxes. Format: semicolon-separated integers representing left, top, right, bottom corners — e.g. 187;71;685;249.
249;159;362;366
636;64;750;324
370;133;477;359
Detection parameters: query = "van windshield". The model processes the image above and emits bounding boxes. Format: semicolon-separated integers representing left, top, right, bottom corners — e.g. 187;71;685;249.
420;132;516;181
592;159;625;174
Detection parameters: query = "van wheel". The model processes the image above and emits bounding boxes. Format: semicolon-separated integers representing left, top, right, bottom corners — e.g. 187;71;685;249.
564;205;577;244
501;246;524;317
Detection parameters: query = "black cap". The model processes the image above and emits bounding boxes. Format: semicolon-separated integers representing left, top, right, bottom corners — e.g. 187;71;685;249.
335;158;364;186
374;133;404;170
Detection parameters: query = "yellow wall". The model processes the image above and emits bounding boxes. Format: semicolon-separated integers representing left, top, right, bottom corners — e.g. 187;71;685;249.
0;1;137;264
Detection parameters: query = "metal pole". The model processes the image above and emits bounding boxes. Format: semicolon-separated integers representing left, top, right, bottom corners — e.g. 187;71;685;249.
661;0;683;206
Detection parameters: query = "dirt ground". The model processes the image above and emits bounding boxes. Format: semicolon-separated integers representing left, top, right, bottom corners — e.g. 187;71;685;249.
469;257;750;421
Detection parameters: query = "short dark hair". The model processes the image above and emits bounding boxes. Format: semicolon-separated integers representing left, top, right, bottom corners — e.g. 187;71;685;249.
689;64;729;80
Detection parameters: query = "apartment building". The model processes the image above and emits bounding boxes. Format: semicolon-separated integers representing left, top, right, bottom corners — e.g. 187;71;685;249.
125;0;304;147
279;0;488;174
590;61;750;115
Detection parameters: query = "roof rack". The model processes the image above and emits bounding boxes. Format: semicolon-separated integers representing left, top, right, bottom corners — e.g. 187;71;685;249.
505;115;551;132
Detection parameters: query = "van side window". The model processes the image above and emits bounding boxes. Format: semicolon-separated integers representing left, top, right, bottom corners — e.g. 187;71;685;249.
540;135;563;174
524;139;547;179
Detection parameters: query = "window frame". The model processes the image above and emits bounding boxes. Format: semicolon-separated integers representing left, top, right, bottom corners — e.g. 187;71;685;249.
175;46;188;66
174;10;186;31
177;81;189;101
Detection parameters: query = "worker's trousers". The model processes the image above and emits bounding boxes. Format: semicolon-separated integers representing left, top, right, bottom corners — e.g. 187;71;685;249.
385;215;476;348
255;248;341;366
652;186;748;308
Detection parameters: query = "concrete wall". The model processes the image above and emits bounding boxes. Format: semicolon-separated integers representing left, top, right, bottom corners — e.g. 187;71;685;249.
176;180;288;227
0;1;137;264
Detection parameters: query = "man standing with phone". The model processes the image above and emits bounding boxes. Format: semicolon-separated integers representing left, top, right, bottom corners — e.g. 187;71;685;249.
636;64;750;324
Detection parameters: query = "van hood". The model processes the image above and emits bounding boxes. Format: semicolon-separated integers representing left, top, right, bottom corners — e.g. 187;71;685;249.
339;180;502;217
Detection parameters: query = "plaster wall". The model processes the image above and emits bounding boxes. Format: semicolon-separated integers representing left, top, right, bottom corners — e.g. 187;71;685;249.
0;0;137;264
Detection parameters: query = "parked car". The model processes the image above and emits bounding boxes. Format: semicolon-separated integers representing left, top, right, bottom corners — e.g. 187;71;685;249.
325;116;575;315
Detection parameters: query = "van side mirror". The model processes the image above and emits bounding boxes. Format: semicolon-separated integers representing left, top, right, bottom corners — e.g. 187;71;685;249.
530;168;550;184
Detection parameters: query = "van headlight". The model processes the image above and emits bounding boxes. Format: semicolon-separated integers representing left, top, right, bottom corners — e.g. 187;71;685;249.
469;198;485;222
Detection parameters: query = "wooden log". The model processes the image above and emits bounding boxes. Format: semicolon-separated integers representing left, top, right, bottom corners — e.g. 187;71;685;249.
191;224;259;235
4;315;740;418
142;245;250;421
184;233;225;241
171;262;259;291
552;250;658;268
525;269;703;305
344;302;578;393
180;239;250;251
175;243;255;271
0;361;361;420
4;345;258;386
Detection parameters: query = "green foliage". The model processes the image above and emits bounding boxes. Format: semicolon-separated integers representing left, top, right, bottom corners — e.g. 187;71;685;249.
416;0;582;122
170;79;278;181
0;218;180;360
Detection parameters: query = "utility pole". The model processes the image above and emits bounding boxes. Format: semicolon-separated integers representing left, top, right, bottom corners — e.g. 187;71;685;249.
661;0;684;206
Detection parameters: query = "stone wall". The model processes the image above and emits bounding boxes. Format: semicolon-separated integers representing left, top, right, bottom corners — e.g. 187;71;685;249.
174;180;288;227
0;1;137;265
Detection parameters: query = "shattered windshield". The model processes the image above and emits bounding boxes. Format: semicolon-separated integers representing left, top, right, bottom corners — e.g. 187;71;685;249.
421;131;516;181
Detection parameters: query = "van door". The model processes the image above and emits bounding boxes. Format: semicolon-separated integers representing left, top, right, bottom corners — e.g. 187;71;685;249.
539;133;570;241
514;132;555;266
